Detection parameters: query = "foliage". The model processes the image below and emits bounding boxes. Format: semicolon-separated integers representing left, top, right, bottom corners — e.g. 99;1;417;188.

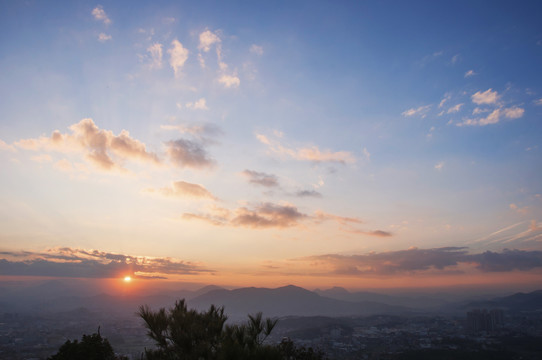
47;331;118;360
138;299;227;360
138;299;326;360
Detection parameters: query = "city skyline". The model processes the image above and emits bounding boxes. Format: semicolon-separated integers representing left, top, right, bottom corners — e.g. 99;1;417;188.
1;0;541;291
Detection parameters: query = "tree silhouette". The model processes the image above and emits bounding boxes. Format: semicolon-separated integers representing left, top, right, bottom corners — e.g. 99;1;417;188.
138;299;325;360
47;330;125;360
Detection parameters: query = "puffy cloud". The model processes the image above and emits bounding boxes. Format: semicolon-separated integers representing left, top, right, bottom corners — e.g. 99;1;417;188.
198;29;221;52
250;44;264;56
471;88;499;105
91;5;111;25
503;106;525;119
185;98;208;110
509;203;529;215
534;98;542;106
242;170;279;187
13;118;159;171
447;103;463;113
146;180;216;200
98;33;112;42
402;105;431;118
218;74;240;88
450;54;460;64
464;70;476;78
434;161;444;170
168;39;189;78
165;139;214;168
147;43;163;69
0;248;212;279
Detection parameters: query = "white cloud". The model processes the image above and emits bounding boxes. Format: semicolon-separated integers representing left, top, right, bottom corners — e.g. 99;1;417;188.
447;103;463;114
168;39;189;78
185;98;208;110
250;44;264;56
464;70;476;78
503;106;524;119
434;161;444;171
478;108;501;125
91;5;111;25
457;106;523;127
98;33;112;42
218;74;240;88
534;98;542;106
402;105;431;118
198;29;221;52
471;89;499;105
147;43;163;69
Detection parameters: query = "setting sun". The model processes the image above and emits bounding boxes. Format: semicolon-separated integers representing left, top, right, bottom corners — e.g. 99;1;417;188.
124;276;132;282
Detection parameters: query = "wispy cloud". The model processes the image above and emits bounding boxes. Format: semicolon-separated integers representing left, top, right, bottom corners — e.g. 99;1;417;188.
161;123;222;138
250;44;264;56
447;103;463;114
218;74;240;88
0;248;212;279
298;247;542;276
256;132;355;164
402;105;431;118
185;98;208;110
98;33;112;42
147;43;163;69
295;190;322;198
183;202;307;229
464;69;476;78
144;181;216;200
241;170;279;187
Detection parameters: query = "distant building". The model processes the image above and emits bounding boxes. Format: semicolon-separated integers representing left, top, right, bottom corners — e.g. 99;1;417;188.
467;309;504;332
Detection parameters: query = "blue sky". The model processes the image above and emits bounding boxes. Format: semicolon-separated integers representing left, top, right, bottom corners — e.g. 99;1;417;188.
1;0;541;290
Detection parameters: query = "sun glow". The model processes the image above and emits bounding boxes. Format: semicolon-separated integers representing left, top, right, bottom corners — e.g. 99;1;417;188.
124;276;132;282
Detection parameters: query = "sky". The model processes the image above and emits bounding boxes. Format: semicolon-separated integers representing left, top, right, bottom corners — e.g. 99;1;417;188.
1;0;542;292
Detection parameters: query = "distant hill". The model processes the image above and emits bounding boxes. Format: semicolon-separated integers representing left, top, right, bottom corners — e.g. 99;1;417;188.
463;290;542;312
188;284;409;320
